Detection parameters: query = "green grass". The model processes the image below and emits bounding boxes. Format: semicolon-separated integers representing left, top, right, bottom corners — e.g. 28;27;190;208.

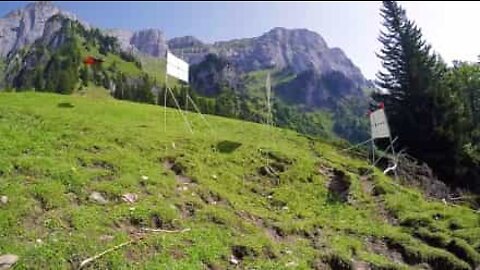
80;39;143;78
74;84;113;100
0;91;479;269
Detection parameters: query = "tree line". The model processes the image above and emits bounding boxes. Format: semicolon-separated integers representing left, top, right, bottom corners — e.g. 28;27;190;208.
375;1;480;191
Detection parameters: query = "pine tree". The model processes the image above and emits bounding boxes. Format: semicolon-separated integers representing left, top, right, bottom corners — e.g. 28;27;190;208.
376;1;442;148
375;1;475;187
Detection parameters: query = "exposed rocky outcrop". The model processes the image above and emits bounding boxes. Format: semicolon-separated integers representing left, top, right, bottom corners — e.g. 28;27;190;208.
0;1;85;57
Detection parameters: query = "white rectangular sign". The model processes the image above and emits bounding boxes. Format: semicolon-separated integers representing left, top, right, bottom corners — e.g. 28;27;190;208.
370;108;391;139
166;51;189;83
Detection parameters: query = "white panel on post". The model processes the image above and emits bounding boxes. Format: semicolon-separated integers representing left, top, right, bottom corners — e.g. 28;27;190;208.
370;108;391;139
166;51;189;83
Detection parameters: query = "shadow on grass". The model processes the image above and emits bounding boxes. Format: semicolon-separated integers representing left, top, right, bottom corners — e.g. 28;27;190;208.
57;102;75;108
216;140;242;154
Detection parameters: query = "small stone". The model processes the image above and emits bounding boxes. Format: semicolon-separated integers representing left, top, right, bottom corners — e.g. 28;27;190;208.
36;239;42;244
285;261;297;267
141;175;149;181
282;206;289;211
99;235;114;242
121;193;138;204
89;192;108;204
181;186;188;191
212;175;218;180
0;196;8;205
267;195;273;199
229;255;239;265
0;254;19;270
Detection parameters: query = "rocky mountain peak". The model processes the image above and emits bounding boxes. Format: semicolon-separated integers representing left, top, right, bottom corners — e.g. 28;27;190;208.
168;36;204;49
0;1;85;57
130;29;167;57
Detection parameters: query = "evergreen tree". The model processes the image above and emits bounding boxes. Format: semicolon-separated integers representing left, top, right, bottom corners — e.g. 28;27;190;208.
375;1;476;188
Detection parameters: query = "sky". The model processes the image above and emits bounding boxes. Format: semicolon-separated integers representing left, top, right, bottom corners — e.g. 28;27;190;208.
1;1;479;80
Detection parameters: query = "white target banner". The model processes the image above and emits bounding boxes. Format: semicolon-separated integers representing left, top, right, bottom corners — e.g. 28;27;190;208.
166;51;189;83
370;108;391;139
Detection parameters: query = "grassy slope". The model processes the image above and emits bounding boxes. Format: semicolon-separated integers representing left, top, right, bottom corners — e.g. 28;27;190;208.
0;92;479;269
80;43;143;78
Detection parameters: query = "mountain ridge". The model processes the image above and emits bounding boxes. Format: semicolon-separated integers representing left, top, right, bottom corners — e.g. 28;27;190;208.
0;1;372;143
0;1;367;86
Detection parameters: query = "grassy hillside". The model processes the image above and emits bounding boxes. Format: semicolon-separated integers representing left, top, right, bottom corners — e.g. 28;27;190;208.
1;92;480;269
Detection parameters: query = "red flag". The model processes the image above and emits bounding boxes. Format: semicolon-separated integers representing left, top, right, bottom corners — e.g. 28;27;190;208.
83;56;104;66
83;56;95;65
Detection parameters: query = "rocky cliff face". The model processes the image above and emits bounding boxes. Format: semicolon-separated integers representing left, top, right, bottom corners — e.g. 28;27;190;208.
214;28;366;87
103;29;134;52
106;26;367;89
130;29;168;57
168;36;213;64
104;28;168;57
0;1;84;57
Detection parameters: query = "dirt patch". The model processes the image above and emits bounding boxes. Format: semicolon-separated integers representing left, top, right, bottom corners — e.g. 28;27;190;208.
352;260;371;270
311;258;332;270
124;242;161;263
113;219;139;235
231;245;257;260
393;154;452;200
85;145;102;154
23;204;48;236
365;237;404;265
262;245;278;259
265;226;286;242
163;157;196;186
318;163;335;178
79;158;117;182
163;157;184;175
250;186;273;197
114;213;177;235
312;254;352;270
327;169;351;203
203;262;223;270
12;163;42;178
198;190;227;206
177;202;199;219
90;160;116;172
235;210;287;242
256;150;293;184
176;175;193;185
359;174;398;225
151;213;176;230
169;246;186;260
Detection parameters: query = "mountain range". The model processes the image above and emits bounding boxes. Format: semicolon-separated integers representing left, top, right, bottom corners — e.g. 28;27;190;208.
0;1;373;142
